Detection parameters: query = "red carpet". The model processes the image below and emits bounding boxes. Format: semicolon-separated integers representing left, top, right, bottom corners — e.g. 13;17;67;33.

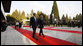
23;25;30;27
24;25;82;34
11;26;78;45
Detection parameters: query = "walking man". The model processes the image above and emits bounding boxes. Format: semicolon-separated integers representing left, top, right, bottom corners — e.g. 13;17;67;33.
30;13;38;40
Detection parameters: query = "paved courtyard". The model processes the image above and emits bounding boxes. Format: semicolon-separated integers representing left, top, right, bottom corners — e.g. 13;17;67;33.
1;26;82;45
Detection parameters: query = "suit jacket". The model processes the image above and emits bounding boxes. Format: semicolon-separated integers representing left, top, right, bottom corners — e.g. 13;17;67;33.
30;17;38;28
38;18;44;28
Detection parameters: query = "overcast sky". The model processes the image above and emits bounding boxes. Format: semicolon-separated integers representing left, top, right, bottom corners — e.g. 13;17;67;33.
6;1;82;19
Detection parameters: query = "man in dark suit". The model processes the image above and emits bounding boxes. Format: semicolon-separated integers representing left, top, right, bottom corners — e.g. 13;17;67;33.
38;14;45;37
30;13;38;40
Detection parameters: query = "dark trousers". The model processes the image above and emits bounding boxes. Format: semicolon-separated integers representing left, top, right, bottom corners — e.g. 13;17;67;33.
15;25;19;29
32;27;37;38
19;25;21;28
39;28;43;35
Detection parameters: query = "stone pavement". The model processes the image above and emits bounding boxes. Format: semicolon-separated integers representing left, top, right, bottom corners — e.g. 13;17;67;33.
1;26;82;45
1;26;37;45
22;26;82;45
52;27;82;31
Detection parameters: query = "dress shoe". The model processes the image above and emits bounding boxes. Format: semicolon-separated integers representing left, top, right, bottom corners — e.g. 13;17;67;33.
35;38;38;40
39;33;41;36
32;36;38;40
42;34;45;37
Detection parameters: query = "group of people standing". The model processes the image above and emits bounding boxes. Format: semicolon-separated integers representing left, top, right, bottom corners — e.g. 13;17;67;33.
67;20;82;28
15;21;22;29
30;13;45;40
